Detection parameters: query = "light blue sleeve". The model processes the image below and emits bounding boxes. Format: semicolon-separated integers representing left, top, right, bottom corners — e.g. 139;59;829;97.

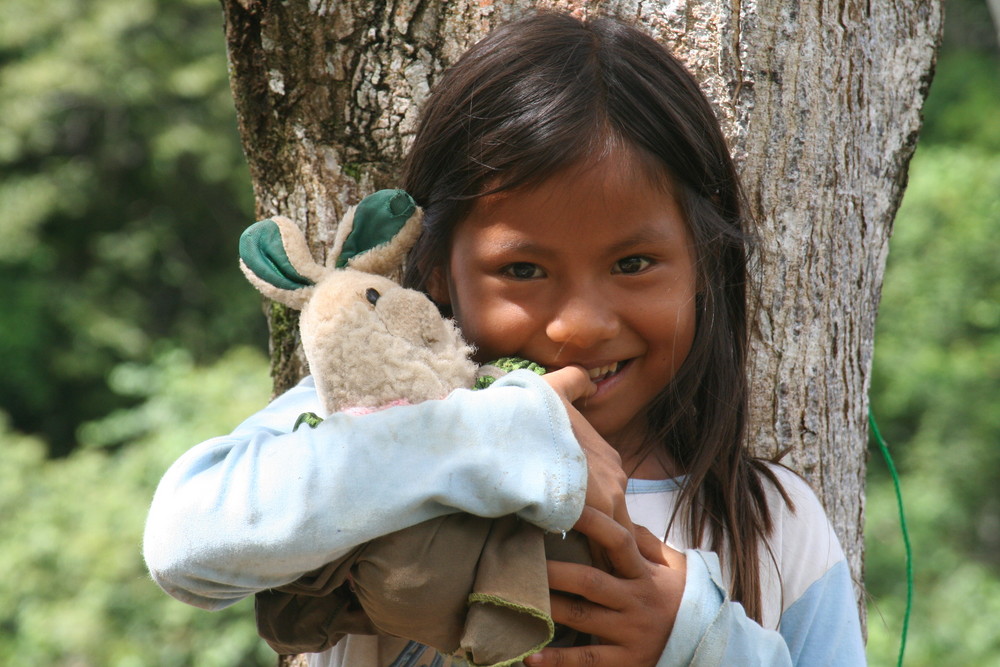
778;560;866;665
143;370;586;611
657;550;865;666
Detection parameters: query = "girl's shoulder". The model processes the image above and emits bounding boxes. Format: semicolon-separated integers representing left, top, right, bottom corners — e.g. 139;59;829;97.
758;462;826;514
754;462;839;552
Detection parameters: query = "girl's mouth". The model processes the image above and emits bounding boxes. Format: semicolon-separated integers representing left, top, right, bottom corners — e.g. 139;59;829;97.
587;360;629;383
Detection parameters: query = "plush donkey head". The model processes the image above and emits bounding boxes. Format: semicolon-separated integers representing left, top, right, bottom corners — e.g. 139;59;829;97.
239;190;476;414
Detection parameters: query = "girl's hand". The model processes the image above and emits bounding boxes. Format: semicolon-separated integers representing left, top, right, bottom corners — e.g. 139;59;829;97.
525;506;687;667
542;367;631;533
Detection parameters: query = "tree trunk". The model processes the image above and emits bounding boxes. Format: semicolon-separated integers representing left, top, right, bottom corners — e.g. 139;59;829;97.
989;0;1000;47
220;0;942;654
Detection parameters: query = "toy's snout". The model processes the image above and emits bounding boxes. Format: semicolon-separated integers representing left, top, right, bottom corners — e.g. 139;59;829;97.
370;286;452;353
299;272;476;414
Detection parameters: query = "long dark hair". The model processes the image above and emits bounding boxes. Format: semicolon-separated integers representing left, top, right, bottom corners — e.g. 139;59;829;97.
400;11;788;622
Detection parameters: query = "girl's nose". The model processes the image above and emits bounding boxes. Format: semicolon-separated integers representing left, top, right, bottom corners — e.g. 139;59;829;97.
545;294;620;350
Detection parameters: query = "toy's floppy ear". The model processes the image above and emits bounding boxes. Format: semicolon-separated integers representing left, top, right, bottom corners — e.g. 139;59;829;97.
239;216;326;310
330;189;423;278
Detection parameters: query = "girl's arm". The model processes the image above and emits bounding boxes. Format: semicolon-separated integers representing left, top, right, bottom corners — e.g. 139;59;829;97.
527;471;866;667
527;526;864;667
143;370;587;610
657;543;865;664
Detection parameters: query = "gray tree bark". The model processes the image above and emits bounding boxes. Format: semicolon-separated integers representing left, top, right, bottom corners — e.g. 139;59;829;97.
989;0;1000;47
219;0;942;657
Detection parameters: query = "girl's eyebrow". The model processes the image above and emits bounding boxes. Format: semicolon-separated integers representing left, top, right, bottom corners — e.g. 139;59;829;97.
604;227;679;256
490;237;550;255
488;224;681;256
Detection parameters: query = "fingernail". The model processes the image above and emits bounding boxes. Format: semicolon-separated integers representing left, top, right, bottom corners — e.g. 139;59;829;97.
524;654;542;665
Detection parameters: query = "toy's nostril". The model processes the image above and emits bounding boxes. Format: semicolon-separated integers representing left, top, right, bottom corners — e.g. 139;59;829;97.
366;288;381;305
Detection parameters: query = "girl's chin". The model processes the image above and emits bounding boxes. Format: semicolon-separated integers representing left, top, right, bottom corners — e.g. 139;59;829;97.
583;410;649;453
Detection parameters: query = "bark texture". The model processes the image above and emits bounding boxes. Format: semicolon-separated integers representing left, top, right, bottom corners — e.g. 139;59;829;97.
220;0;942;647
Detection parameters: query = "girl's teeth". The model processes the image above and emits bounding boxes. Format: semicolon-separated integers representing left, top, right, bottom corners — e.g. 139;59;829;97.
588;362;620;381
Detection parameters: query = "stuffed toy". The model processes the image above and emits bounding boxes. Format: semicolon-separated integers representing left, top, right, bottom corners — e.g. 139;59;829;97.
239;190;589;667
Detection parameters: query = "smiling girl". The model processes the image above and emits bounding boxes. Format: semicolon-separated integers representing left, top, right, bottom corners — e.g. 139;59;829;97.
144;11;865;666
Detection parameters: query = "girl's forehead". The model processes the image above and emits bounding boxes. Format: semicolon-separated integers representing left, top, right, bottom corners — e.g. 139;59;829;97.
477;147;677;214
455;154;691;254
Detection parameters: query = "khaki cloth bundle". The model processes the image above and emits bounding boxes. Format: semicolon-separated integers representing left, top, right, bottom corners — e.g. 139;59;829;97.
255;514;591;667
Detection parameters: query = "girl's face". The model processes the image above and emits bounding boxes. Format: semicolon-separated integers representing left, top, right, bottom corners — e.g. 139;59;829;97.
429;152;697;451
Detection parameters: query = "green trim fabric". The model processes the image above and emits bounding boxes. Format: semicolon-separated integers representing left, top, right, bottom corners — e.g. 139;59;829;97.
465;593;555;667
240;219;315;290
335;189;417;268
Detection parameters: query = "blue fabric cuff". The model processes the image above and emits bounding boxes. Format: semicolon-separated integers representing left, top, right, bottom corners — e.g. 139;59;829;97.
487;369;588;531
657;549;729;666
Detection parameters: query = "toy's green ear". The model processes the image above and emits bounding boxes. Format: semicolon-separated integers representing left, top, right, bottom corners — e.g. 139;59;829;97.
335;189;416;268
333;189;423;277
239;216;325;309
241;219;315;290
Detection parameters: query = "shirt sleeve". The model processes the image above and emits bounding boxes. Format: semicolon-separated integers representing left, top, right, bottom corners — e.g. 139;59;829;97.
657;550;792;666
657;549;865;666
142;370;587;610
657;471;866;666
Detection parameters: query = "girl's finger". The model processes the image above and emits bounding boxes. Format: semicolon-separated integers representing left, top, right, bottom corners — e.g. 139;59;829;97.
633;524;666;564
548;589;619;637
524;645;622;667
546;560;624;610
573;507;645;579
562;410;632;531
633;524;687;572
542;365;597;403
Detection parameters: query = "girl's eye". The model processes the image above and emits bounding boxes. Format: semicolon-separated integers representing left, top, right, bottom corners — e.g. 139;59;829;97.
501;262;545;280
613;256;652;274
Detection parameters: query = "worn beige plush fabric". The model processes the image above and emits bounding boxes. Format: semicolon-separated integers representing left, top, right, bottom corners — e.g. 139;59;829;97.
255;515;590;666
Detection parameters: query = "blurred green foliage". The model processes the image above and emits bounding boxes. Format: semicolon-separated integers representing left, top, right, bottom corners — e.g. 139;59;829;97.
865;5;1000;664
0;0;265;455
0;0;277;662
0;346;274;665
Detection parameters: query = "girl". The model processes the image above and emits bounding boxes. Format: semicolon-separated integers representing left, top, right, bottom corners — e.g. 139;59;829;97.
144;11;865;667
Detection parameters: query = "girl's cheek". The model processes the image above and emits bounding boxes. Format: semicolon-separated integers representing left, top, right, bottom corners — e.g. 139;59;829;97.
466;309;533;361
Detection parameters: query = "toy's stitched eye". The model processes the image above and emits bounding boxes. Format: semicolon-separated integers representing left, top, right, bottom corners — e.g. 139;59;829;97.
365;288;380;305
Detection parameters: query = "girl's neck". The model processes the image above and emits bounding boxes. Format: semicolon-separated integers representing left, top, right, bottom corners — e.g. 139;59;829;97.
624;449;680;480
610;420;681;480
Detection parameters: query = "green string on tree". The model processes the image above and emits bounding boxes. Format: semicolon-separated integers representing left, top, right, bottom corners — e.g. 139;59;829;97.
869;407;913;667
